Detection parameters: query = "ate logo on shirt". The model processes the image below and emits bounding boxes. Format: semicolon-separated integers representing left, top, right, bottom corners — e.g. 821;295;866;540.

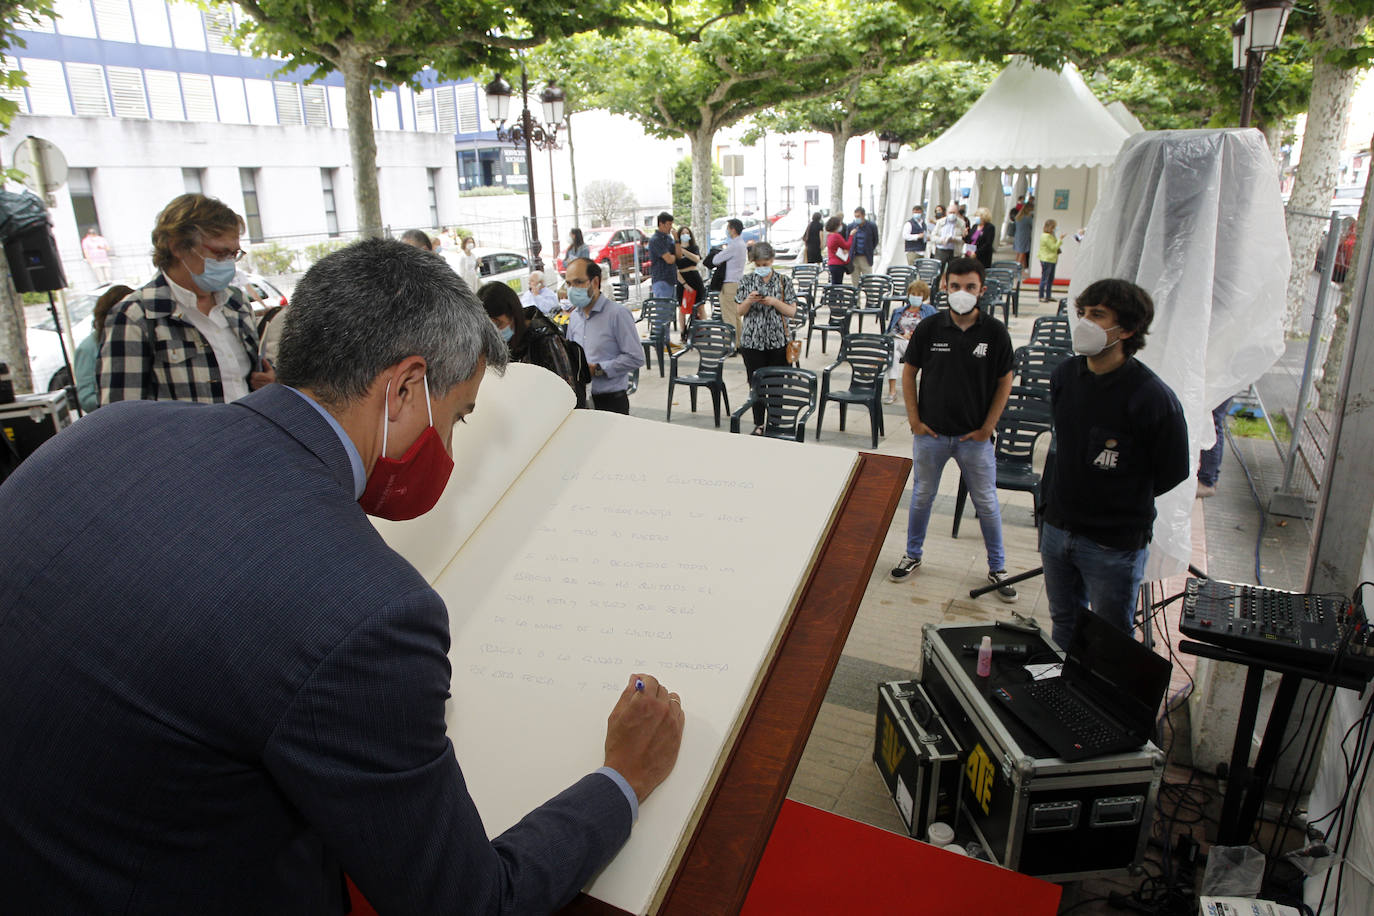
972;343;988;358
1093;438;1121;470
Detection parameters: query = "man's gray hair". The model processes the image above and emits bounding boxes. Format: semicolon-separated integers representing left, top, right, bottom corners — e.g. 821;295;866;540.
275;238;508;407
751;241;775;262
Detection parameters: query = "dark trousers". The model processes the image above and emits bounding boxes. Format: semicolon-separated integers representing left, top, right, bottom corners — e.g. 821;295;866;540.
1198;398;1233;486
742;346;790;428
827;264;847;285
592;390;630;414
1039;261;1057;300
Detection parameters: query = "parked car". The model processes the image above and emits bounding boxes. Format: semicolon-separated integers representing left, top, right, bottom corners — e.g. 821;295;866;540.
25;273;288;399
553;227;651;276
769;210;814;262
470;246;537;292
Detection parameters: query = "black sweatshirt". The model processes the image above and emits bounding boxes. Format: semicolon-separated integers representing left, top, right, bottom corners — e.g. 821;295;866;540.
1043;355;1190;550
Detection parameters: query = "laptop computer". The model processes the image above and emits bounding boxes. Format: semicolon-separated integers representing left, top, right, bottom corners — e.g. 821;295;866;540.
992;610;1172;762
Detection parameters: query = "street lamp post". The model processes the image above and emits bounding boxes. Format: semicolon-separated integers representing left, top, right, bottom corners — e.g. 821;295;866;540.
484;66;566;271
1233;0;1294;128
779;140;797;211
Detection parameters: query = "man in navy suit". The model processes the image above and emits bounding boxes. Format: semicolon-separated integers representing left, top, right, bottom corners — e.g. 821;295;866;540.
0;239;684;914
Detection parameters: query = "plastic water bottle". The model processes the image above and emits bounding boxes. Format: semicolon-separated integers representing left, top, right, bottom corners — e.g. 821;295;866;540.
977;635;993;677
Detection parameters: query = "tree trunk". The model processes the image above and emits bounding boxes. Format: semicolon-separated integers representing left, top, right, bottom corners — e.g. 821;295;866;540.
690;127;715;246
342;54;384;239
1317;127;1373;410
0;255;33;394
1282;2;1369;332
829;127;852;214
566;114;581;235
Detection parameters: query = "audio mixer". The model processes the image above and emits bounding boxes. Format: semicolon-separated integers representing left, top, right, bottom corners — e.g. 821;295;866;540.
1180;577;1374;675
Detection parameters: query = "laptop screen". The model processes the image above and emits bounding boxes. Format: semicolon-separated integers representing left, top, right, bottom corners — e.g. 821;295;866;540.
1062;611;1173;739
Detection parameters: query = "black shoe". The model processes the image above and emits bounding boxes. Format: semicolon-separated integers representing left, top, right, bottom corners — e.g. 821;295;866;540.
889;556;921;582
988;570;1018;603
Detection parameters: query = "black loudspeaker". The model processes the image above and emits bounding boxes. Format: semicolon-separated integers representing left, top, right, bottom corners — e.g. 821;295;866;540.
4;224;67;293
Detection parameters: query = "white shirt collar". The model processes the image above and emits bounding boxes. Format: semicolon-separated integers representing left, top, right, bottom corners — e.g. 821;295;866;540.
163;271;230;320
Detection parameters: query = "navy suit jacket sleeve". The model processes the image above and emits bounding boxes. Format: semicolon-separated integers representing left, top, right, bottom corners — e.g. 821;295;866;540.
262;584;632;914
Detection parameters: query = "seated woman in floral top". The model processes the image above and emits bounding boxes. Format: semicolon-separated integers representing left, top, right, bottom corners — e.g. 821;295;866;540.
883;278;935;404
735;241;798;435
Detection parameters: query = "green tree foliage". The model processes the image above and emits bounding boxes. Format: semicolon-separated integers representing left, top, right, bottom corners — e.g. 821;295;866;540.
0;2;56;137
228;0;755;236
672;157;726;223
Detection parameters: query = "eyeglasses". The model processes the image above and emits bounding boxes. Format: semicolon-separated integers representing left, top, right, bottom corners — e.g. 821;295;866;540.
566;278;592;288
198;242;247;263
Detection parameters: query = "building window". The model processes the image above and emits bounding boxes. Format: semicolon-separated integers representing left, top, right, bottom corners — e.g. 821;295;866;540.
415;90;435;132
435;85;456;135
180;73;216;121
20;58;71;116
203;7;237;55
69;168;101;235
53;0;98;38
93;0;137;43
145;69;183;120
805;186;820;207
803;140;818;167
107;65;148;118
0;56;27;114
66;62;111;116
743;187;758;209
322;168;339;237
859;139;866;165
240;168;263;241
129;0;171;47
182;167;203;194
427;168;439;227
302;84;328;127
273;81;303;125
457;86;478;133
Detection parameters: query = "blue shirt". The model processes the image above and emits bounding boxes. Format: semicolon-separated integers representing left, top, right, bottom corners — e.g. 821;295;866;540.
567;294;646;395
647;230;677;284
716;236;748;283
282;386;640;819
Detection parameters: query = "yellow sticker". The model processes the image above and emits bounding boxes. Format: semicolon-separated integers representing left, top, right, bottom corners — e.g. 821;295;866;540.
966;743;995;815
880;714;906;775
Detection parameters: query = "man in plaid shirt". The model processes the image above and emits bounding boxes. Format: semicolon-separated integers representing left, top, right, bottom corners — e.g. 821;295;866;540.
98;194;275;405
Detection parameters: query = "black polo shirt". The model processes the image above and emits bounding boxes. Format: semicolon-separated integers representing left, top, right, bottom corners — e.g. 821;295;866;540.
903;308;1013;436
1043;355;1190;550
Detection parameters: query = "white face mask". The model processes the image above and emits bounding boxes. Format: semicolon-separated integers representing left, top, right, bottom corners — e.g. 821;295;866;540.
947;290;978;314
1071;316;1120;356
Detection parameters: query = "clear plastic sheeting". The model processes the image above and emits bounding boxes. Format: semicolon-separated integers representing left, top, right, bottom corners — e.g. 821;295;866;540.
1068;129;1289;580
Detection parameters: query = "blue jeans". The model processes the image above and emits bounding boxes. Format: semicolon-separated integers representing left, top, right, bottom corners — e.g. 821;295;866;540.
651;279;677;301
905;434;1005;572
1040;521;1147;649
1039;261;1056;299
1197;398;1233;486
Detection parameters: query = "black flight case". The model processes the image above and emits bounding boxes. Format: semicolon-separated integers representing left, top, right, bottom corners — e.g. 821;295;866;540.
920;622;1164;882
873;679;962;840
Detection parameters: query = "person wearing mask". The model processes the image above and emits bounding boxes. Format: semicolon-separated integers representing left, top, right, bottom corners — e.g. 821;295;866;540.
903;205;928;265
930;202;963;274
966;207;996;268
98;194;273;405
454;236;481;291
674;225;707;336
0;238;684;912
72;284;133;413
565;228;590;266
1040;279;1189;647
824;215;850;286
565;258;645;414
713;219;749;339
646;212;682;302
735;242;798;435
1037;219;1068;302
481;281;583;407
803;211;824;264
883;279;934;404
520;270;561;316
845;207;879;286
889;257;1017;603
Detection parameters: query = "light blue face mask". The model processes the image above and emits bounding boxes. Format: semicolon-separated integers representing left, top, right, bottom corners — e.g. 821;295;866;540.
190;253;237;292
568;286;592;308
755;265;773;277
908;295;924;307
500;325;514;342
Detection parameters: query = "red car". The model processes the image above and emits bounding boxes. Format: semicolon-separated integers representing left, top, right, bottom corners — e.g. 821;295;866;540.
555;226;652;276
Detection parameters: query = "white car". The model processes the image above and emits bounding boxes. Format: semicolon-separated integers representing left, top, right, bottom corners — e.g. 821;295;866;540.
25;273;288;397
769;211;815;262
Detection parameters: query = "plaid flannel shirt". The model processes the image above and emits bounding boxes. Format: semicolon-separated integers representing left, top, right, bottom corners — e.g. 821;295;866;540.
98;273;260;405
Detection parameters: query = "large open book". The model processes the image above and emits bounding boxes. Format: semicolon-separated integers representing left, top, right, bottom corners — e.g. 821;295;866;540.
374;364;859;914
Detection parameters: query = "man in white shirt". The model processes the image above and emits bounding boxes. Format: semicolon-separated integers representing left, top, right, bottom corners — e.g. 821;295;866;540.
520;271;561;316
713;219;749;338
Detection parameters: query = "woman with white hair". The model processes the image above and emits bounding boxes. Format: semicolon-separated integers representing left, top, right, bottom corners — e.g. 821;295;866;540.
966;207;996;268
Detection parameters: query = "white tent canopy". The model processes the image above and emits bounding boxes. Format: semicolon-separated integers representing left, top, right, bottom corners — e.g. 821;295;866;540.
879;59;1132;278
899;58;1131;171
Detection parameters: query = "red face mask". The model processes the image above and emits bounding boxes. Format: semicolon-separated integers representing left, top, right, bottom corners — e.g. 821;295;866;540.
359;377;454;521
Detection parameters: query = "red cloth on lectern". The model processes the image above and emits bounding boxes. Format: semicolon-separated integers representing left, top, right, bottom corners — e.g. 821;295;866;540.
741;800;1062;915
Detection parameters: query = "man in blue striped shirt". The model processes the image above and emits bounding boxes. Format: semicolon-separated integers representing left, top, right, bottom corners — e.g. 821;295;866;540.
566;258;646;413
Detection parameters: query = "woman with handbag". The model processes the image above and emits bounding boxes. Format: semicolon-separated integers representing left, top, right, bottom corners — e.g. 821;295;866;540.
736;242;798;435
674;225;707;339
824;216;850;285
